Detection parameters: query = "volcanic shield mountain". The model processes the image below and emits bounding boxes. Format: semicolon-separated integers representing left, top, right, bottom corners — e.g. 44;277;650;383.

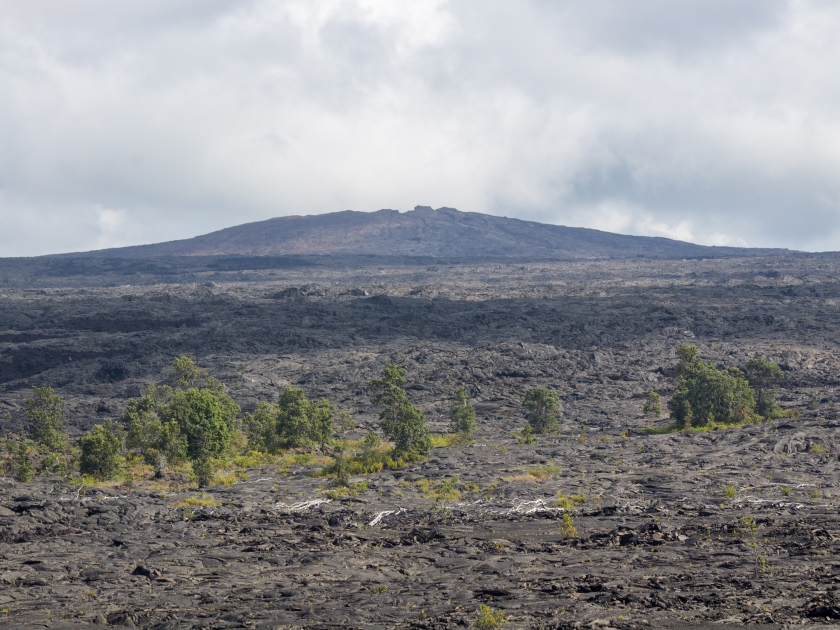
80;206;789;260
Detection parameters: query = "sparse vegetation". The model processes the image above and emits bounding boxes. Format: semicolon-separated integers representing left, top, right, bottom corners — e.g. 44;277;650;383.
643;391;662;416
523;387;561;434
449;386;477;437
369;364;431;457
79;420;124;481
559;513;577;538
25;386;68;453
122;357;241;486
244;386;335;451
525;463;560;481
667;345;758;429
554;493;586;510
513;425;537;444
746;357;784;418
9;439;34;482
474;605;508;628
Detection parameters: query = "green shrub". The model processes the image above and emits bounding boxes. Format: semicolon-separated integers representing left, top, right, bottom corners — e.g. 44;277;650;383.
79;420;124;481
513;425;537;444
9;440;34;482
523;387;560;434
124;391;187;476
160;387;240;486
746;357;785;417
369;364;431;456
331;445;350;487
668;345;757;429
643;391;662;415
474;605;508;628
121;358;241;486
449;386;477;436
559;513;577;539
244;387;335;451
25;386;67;452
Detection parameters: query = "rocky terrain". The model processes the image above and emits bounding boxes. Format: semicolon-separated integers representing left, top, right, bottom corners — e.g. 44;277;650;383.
1;253;839;628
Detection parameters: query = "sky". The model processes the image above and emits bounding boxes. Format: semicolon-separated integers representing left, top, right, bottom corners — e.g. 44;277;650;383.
2;0;840;256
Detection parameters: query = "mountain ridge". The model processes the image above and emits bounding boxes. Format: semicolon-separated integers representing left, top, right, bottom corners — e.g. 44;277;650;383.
75;206;791;260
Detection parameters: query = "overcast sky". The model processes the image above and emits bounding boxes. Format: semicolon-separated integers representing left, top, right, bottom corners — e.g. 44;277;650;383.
2;0;839;256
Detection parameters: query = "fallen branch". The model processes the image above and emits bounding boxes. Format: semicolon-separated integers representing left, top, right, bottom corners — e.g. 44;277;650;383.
368;507;406;526
271;499;331;513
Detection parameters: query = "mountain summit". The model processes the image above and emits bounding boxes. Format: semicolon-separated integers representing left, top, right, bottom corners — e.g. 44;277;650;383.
87;206;789;259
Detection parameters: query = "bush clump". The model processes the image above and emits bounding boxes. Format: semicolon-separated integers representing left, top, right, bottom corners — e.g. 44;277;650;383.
244;386;335;451
79;420;124;481
449;386;477;436
9;439;34;483
668;345;757;429
25;386;68;453
643;391;662;416
369;364;431;457
523;387;561;434
746;357;784;417
122;357;240;486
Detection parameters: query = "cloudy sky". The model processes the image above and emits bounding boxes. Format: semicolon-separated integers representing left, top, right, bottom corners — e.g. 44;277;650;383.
2;0;839;256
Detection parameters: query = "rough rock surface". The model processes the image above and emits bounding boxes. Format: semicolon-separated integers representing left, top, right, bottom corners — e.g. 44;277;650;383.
0;254;839;628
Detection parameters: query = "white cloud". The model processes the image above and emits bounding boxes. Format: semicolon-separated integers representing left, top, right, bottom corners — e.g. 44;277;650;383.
0;0;839;255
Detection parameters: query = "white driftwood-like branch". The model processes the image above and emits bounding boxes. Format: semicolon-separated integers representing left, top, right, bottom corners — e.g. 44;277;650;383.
271;499;332;513
368;507;406;526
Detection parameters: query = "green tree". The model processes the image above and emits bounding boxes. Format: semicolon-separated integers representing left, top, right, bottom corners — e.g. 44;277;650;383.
277;386;335;448
243;401;282;453
369;364;431;456
121;358;241;486
331;444;350;487
244;387;336;451
9;439;34;482
159;387;240;486
123;390;187;477
643;391;662;416
746;357;784;417
24;386;67;452
449;386;477;435
667;351;757;429
173;356;207;388
676;344;699;369
79;420;124;481
523;387;561;434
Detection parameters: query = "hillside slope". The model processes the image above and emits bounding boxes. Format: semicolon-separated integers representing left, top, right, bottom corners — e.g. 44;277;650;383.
82;206;790;259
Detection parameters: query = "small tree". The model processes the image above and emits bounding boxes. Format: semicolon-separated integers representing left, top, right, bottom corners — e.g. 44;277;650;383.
746;357;784;417
10;439;34;482
244;387;336;451
173;356;207;388
643;391;662;416
369;364;431;456
120;358;241;485
331;444;350;487
668;351;757;429
676;344;698;369
25;386;67;452
449;386;477;435
243;401;282;453
523;387;561;434
159;387;240;486
123;390;187;477
79;420;124;481
276;387;335;448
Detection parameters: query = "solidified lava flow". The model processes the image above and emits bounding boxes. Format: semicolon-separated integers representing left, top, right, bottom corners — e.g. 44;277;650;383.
1;254;839;628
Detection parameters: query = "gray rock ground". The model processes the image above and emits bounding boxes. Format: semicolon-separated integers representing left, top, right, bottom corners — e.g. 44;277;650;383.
0;254;839;628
